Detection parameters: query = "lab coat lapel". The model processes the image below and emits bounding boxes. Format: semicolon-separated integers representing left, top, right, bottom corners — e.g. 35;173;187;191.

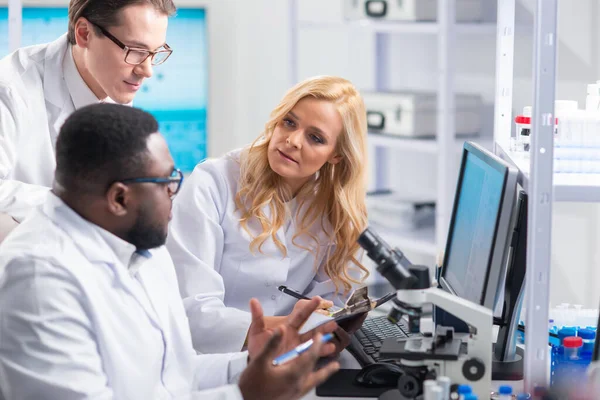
263;203;291;285
41;34;75;141
275;222;288;257
105;258;164;330
135;260;172;337
257;202;288;256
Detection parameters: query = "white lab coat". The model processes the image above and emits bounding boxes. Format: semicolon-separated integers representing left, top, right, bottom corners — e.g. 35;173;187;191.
0;193;247;400
0;34;114;221
167;149;357;354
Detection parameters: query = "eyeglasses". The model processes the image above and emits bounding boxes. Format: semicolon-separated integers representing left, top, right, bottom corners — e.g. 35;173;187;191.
120;169;184;197
90;22;173;66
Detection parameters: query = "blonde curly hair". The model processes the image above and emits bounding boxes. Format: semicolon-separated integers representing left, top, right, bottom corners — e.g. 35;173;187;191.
234;76;369;293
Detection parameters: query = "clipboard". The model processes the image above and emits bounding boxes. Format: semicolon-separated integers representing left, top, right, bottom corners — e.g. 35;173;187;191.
299;286;396;334
329;286;396;319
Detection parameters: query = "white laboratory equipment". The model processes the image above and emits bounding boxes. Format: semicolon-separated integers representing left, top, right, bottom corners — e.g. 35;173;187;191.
342;0;482;22
363;91;482;138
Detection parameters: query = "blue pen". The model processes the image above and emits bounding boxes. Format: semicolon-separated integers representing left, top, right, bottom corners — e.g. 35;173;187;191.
272;333;334;366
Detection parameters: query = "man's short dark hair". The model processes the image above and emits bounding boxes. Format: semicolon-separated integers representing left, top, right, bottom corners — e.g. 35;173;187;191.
68;0;177;45
55;103;160;193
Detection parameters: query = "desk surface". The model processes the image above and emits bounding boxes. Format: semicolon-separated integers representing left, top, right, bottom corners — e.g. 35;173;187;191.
303;350;370;400
303;337;525;399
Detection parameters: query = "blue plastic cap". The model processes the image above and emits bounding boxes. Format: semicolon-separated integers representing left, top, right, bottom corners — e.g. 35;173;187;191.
464;395;478;400
499;385;513;395
558;327;577;340
578;328;596;340
457;384;472;394
516;394;530;400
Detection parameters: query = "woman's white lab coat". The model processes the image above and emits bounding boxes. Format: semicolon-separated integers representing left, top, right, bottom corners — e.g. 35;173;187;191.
167;149;355;353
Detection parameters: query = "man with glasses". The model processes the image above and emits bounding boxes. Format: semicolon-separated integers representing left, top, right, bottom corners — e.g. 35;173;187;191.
0;104;340;400
0;0;175;233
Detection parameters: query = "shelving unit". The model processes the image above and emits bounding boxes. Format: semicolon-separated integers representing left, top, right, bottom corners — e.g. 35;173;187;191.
368;132;492;154
496;145;600;202
289;0;495;258
296;19;497;35
492;0;598;393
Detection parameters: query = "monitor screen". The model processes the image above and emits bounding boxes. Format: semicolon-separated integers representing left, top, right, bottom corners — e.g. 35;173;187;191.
440;142;518;309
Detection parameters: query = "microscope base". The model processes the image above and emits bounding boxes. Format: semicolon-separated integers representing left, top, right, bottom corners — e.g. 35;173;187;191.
379;337;461;361
491;345;524;381
316;369;393;398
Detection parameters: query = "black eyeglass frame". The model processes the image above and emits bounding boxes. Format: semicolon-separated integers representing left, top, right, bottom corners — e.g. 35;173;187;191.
90;21;173;66
119;169;184;196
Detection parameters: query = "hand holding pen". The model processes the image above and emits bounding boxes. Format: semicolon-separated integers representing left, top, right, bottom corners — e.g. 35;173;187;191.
278;285;334;315
272;332;335;365
239;298;340;400
239;327;340;400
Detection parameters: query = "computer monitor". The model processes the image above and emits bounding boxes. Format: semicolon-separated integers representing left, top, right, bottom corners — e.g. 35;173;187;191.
439;141;519;310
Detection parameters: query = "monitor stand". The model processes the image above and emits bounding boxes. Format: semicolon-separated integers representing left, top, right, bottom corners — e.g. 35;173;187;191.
492;190;527;381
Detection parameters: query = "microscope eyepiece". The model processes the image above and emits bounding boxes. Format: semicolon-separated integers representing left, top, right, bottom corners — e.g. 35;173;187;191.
358;227;422;325
358;228;417;290
357;228;392;264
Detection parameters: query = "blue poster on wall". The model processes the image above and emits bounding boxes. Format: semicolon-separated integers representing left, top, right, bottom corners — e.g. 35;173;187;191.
0;7;208;173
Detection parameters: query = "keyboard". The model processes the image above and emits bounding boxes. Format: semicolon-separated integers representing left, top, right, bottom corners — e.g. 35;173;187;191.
347;315;411;367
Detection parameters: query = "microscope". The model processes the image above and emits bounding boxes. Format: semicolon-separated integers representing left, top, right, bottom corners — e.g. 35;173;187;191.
357;228;493;400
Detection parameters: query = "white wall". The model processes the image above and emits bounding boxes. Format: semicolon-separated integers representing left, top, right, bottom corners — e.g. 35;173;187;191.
188;0;292;158
207;0;600;307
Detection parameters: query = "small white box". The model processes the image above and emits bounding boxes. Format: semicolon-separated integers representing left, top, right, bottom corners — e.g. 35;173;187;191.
343;0;482;22
363;91;482;137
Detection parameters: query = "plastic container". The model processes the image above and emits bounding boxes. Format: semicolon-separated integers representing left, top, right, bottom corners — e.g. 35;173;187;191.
513;102;570;153
430;386;443;400
554;100;579;151
563;336;583;359
436;376;451;400
423;380;439;400
553;336;589;389
457;384;472;400
548;319;557;334
558;327;577;345
513;106;531;153
549;304;599;329
578;328;596;354
498;385;512;400
586;83;600;112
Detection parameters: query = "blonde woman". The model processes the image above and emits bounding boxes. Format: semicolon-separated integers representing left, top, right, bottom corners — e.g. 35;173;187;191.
167;76;369;353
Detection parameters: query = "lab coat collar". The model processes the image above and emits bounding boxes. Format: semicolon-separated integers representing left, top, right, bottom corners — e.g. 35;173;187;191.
43;34;131;136
42;34;76;137
42;34;70;110
62;42;126;108
63;43;106;110
42;192;147;271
